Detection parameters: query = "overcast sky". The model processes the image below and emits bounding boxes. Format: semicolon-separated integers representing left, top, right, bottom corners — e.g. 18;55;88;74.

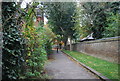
20;0;32;8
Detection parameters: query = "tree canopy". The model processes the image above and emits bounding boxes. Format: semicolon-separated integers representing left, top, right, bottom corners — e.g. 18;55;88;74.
75;2;120;39
44;2;77;45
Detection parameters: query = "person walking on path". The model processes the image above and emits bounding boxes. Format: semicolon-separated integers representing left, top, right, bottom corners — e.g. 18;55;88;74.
56;45;59;53
59;43;62;49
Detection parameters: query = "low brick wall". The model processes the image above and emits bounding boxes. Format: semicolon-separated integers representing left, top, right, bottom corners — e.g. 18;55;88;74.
66;37;120;64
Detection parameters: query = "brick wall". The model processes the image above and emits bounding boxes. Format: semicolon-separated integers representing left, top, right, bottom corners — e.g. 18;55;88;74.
66;37;120;64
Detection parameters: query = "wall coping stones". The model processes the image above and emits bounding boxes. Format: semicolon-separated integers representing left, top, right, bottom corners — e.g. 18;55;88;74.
66;36;119;63
71;36;120;44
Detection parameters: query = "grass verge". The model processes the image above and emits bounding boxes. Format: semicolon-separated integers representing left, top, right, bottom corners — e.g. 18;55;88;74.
62;50;120;80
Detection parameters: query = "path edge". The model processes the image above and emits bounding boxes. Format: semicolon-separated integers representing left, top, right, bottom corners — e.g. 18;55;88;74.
61;51;115;81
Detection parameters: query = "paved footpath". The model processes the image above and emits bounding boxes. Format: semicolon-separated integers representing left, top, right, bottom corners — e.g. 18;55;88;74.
45;50;99;79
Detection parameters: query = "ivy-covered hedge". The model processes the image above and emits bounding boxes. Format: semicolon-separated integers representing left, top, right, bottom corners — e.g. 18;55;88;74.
2;2;54;79
2;2;25;79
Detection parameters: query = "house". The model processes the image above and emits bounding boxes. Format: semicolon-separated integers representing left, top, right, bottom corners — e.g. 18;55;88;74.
34;8;44;27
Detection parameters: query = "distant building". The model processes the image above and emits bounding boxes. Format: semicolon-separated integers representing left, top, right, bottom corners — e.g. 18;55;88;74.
34;8;44;27
80;33;95;42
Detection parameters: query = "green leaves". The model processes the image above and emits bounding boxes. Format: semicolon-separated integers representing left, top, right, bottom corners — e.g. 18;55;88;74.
44;2;77;45
75;2;120;39
21;2;49;78
103;12;120;37
2;2;25;79
2;2;54;79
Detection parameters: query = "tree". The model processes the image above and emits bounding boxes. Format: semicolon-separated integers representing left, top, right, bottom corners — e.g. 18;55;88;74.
20;2;49;78
103;12;120;37
102;2;120;37
44;2;77;50
75;2;120;39
44;25;56;57
2;2;53;79
75;2;108;39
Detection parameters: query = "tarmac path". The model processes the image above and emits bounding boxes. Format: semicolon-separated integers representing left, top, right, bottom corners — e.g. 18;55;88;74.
45;50;100;80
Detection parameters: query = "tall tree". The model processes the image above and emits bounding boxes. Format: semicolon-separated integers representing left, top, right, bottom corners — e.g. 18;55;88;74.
75;2;120;39
76;2;108;39
102;2;120;37
44;2;77;50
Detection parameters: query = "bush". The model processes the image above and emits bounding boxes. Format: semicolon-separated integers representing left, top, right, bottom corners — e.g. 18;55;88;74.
2;2;25;79
2;2;54;79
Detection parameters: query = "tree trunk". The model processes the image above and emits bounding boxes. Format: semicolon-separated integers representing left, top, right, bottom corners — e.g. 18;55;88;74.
69;37;72;51
63;36;68;50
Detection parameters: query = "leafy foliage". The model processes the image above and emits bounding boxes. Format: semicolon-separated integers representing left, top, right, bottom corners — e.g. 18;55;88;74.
2;2;119;80
20;2;56;78
20;3;47;78
44;26;56;55
103;11;120;37
44;2;77;45
2;2;25;79
75;2;120;39
2;2;54;79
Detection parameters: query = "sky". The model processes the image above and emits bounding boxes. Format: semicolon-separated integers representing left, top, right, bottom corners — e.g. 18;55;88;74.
20;0;32;8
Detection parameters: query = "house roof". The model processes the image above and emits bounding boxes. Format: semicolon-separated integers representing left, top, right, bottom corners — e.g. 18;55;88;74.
81;33;95;41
